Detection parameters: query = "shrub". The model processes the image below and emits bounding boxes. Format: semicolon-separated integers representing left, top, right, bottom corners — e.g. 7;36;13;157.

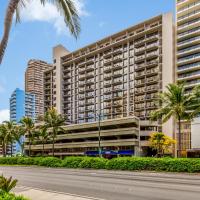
0;175;17;193
37;157;62;167
79;157;107;169
61;157;85;168
0;191;29;200
0;156;200;173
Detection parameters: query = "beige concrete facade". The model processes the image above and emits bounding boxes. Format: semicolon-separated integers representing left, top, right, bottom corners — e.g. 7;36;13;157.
41;13;175;156
25;60;52;119
26;117;140;156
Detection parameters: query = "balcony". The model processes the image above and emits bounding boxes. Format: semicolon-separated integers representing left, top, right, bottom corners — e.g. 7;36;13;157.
146;51;158;59
146;76;159;84
85;94;95;99
104;74;112;80
178;53;200;65
104;81;112;88
178;18;200;32
146;43;159;51
146;85;159;93
113;64;123;71
113;71;123;78
104;51;112;58
135;80;145;87
104;96;112;102
178;36;200;48
63;80;71;86
146;35;159;43
178;8;200;24
135;47;145;55
79;74;86;81
85;72;94;79
178;44;200;57
104;59;112;66
177;1;200;15
104;66;112;73
85;59;95;65
85;65;94;72
85;80;94;85
85;87;94;92
135;55;145;62
79;89;85;94
79;95;85;100
79;82;85;87
113;56;123;63
135;72;145;79
113;79;123;85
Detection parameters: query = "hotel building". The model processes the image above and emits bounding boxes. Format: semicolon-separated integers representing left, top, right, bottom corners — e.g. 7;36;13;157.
25;59;52;119
30;13;175;156
176;0;200;153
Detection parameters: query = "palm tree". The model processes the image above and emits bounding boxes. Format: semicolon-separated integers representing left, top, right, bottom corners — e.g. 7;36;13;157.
0;0;80;64
151;83;200;157
43;108;65;156
0;125;7;157
14;125;26;156
3;121;16;157
20;117;35;156
35;126;49;157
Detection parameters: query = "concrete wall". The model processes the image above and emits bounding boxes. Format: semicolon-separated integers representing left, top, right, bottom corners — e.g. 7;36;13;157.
191;118;200;149
162;13;175;138
53;45;69;114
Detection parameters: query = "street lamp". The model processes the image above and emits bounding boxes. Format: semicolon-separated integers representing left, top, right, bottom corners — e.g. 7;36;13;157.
97;112;102;157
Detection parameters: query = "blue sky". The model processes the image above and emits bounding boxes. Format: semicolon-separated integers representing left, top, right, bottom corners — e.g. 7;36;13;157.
0;0;175;122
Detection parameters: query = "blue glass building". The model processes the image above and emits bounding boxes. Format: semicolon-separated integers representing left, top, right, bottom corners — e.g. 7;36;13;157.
9;88;35;154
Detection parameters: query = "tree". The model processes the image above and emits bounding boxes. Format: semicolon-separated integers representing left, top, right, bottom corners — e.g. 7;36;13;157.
151;83;200;157
149;132;176;157
43;108;65;156
3;121;17;157
0;0;80;64
0;125;7;157
35;126;49;157
20;117;35;156
14;125;26;156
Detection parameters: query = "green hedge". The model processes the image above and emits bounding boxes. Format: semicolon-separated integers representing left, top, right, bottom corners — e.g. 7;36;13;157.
1;157;200;173
0;192;29;200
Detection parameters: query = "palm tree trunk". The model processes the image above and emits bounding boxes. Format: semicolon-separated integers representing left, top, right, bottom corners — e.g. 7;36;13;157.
178;117;182;158
5;144;7;157
29;132;31;157
0;0;20;64
42;140;44;157
10;142;13;157
2;141;5;157
52;136;55;157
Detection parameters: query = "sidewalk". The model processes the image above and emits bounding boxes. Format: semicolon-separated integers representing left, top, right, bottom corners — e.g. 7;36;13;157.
15;186;103;200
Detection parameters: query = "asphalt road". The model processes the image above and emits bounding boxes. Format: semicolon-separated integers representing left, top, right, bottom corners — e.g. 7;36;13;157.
0;166;200;200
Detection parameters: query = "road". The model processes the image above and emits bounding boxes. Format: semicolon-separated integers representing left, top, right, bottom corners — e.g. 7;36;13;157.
0;166;200;200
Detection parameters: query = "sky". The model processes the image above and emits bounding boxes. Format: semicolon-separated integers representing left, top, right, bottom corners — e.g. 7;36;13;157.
0;0;175;123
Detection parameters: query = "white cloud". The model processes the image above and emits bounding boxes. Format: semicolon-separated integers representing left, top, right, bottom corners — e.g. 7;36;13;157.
20;0;89;35
0;109;9;123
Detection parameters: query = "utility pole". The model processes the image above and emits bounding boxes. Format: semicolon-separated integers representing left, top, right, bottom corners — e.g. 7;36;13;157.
98;113;102;157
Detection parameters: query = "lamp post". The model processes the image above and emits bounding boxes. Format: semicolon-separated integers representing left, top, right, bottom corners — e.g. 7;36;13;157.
97;113;102;157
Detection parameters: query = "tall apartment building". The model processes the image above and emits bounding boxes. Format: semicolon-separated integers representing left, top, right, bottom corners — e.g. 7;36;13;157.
40;13;175;156
176;0;200;153
10;88;35;153
25;59;52;119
